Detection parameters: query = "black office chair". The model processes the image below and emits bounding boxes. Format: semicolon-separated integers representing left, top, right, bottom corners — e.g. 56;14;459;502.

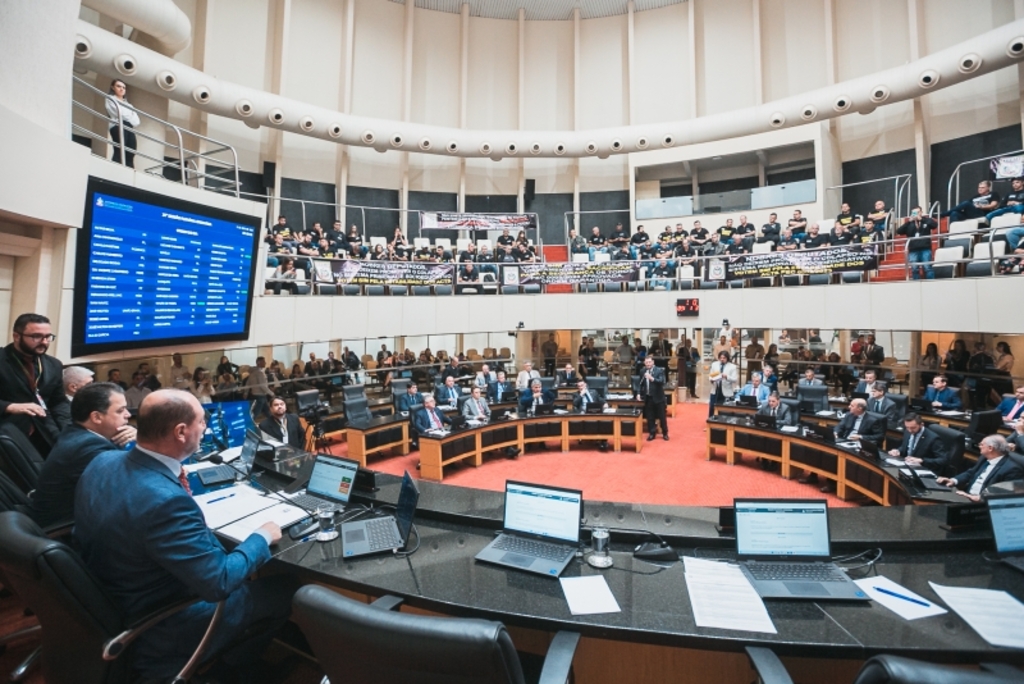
587;376;609;396
292;585;579;684
926;424;966;477
779;398;802;426
539;376;556;392
746;647;1023;684
888;393;908;421
796;385;829;413
0;424;44;495
343;399;373;426
342;384;367;401
0;511;223;684
390;378;412;404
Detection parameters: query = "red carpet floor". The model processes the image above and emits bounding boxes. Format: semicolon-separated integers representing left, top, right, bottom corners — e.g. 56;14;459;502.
327;402;857;508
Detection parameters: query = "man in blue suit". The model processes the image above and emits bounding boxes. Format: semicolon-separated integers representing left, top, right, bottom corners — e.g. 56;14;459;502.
396;381;424;414
412;394;451;434
30;382;135;528
924;375;962;410
436;375;461;409
996;385;1024;422
488;370;513;404
518;379;556;415
937;434;1024;502
74;390;297;683
737;372;771;406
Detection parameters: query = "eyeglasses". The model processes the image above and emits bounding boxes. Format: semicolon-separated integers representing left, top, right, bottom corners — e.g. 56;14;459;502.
18;333;56;342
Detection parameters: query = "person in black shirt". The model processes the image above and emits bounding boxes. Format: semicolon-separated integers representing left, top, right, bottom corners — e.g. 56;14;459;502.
675;236;699;275
267;215;297;248
434;245;452;263
725;233;747;255
629;225;650;258
836;202;861;231
943;180;1001;223
476;244;497;274
689;220;710;252
867;200;888;236
788;209;808;240
986;177;1024;223
896;206;937;279
459;242;477;263
496;228;515;249
369;244;388;260
609;223;630;252
777;228;799;251
657;226;674;244
649;259;674;289
457;261;481;293
672;223;688;244
829;223;854;246
717;218;736;243
759;212;781;245
803;223;829;248
735;215;757;251
587;226;608;260
498;245;517;263
514;243;536;262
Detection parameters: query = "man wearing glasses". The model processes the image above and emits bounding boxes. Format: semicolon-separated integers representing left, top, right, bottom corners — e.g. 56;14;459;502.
0;313;70;456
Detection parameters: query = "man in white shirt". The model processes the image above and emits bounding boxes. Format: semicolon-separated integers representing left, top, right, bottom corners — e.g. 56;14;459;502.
708;350;739;418
937;435;1024;502
63;366;94;404
515;361;541;391
169;353;191;390
124;370;152;410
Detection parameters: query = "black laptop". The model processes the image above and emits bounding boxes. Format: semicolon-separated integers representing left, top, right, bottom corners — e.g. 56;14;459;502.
753;414;777;430
737;395;759;407
533;403;556;416
909;397;933;413
988;494;1024;574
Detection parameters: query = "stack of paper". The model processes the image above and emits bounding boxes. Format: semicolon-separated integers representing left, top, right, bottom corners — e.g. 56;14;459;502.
559;576;621;615
683;557;776;634
218;502;308;543
853;576;947;620
930;583;1024;649
195;485;276;529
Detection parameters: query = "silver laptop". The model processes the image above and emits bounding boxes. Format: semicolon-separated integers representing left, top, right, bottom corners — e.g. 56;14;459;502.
342;471;419;558
475;480;583;577
197;430;260;487
734;498;868;601
988;494;1024;574
288;455;360;511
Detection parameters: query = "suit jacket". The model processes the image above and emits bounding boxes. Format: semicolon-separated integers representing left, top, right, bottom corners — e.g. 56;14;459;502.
436;384;461;407
461;396;491;420
924;386;962;410
862;344;885;365
0;344;70;450
798;378;823;387
866;396;900;428
258;413;304;449
440;365;461;382
737;383;771;405
74;449;270;673
637;366;666;404
756;402;795;427
997;396;1024;421
488;381;514;404
572;390;605;412
895;427;949;473
854;380;875;394
30;424;117;528
474;371;496;388
396;391;425;414
953;455;1024;492
413;406;452;433
834;411;885;444
518;389;556;414
558;370;580;387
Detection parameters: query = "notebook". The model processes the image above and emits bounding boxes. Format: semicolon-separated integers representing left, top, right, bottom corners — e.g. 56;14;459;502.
988;494;1024;574
733;499;868;601
341;471;419;558
288;455;360;511
475;480;583;577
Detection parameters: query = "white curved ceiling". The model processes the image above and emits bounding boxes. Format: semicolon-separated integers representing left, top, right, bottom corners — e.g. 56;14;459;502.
389;0;685;21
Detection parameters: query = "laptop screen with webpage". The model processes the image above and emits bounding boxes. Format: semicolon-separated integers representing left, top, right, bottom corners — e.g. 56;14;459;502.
989;495;1024;555
734;499;831;560
503;481;582;544
306;455;359;504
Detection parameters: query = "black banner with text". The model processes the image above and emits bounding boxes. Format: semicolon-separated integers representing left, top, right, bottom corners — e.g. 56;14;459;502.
325;259;456;286
506;261;640;286
708;245;878;281
420;212;538;232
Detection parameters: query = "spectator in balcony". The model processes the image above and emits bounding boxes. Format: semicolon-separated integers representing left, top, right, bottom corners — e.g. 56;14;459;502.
658;225;674;244
735;215;756;250
568;228;589;258
458;241;477;263
987;177;1024;224
369;243;388;261
389;228;410;260
346;225;368;257
268;215;297;249
477;244;497;274
496;228;515;250
497;245;517;263
867;200;888;235
610;223;630;253
777;227;799;252
829;222;854;247
836;202;861;233
674;236;699;275
858;218;878;243
306;222;324;243
414;241;433;261
788;209;808;241
629;224;649;258
267;257;298;295
671;223;688;245
514;242;537;262
106;79;140;168
896;206;937;280
457;261;481;293
943;180;1001;223
803;222;829;248
717;218;736;244
704;232;726;257
587;226;609;260
689;220;710;253
317;237;340;259
759;213;782;246
725;233;747;255
434;245;453;263
649;259;674;290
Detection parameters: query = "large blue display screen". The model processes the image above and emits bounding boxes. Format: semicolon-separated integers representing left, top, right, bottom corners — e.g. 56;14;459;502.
72;178;262;357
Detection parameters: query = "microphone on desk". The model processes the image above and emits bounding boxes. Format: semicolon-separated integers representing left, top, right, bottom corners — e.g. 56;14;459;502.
207;454;316;516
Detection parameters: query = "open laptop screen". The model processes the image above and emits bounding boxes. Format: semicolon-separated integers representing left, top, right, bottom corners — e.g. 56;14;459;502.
503;481;582;544
394;471;420;543
735;499;831;560
989;495;1024;554
307;455;360;503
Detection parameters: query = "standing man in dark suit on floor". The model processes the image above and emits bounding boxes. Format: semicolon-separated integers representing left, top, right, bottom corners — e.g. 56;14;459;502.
30;382;135;528
937;435;1024;502
74;390;298;683
887;413;950;474
258;396;305;449
636;356;668;441
0;313;70;457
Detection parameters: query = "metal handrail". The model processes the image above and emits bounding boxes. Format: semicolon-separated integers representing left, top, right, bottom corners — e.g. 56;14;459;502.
825;173;912;241
946;148;1024;210
72;75;241;197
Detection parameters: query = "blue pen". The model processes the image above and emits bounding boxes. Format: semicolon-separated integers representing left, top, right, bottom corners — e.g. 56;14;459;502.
873;586;930;607
206;493;237;504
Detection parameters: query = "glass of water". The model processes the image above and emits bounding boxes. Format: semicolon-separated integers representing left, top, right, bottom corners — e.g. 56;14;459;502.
315;503;339;542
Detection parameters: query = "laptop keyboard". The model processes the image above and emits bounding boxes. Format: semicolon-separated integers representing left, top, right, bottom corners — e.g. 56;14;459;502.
494;535;573;562
290;493;332;510
365;518;400;550
746;562;846;582
197;464;238;485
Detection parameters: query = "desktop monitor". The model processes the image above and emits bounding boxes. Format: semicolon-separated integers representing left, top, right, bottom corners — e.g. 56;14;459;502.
295;389;321;413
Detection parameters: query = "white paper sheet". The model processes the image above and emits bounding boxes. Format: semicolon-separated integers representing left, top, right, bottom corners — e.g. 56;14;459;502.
559;575;621;615
816;410;836;416
779;425;799;433
217;502;309;543
853;576;947;620
899;468;936;478
683;557;777;634
885;458;905;466
195;485;277;530
930;582;1024;649
936;410;967;417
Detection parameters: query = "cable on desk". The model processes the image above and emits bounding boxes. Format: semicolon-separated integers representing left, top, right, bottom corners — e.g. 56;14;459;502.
833;548;883;574
394;524;421;557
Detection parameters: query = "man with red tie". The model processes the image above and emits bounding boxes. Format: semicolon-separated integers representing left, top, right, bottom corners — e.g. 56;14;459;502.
996;386;1024;422
413;394;451;434
461;386;491;422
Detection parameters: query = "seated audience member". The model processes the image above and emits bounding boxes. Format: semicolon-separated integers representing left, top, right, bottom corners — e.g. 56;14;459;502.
759;213;782;245
997;385;1024;421
268;215;297;248
987;176;1024;223
887;413;950;474
835;202;861;232
518;379;555;415
31;382;135;528
868;382;900;428
704;232;726;256
572;380;607;412
515;361;541;390
737;372;771;405
74;390;297;683
107;368;128;390
568;228;589;257
609;223;630;253
440;356;461;383
936;435;1024;502
629;224;650;258
649;259;674;289
942;180;1001;223
474;364;496;389
834;398;885;444
494;228;514;250
497;245;518;263
924;375;962;410
688;221;709;253
867;200;888;235
858;218;876;243
125;370;152;409
587;226;608;260
457;261;481;293
413;394;452;434
725;233;747;255
458;242;477;263
829;222;854;246
436;375;461;408
798;368;823;387
345;225;367;257
267;257;298;295
461;386;491;422
488;371;514;404
756;392;793;426
558;363;581;387
63;365;95;403
657;225;674;245
787;209;808;240
674;236;699;272
776;228;799;251
896;206;937;280
735;215;756;246
368;244;387;261
433;245;453;263
258;397;304;450
717;218;736;243
854;369;877;394
671;223;688;244
513;242;537;262
476;244;497;273
803;222;829;248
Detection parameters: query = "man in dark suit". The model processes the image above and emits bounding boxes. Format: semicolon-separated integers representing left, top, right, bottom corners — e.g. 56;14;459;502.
74;390;297;683
30;382;135;528
0;313;70;456
996;386;1024;422
853;369;877;395
798;368;823;387
635;356;667;441
396;382;424;414
861;334;885;368
756;393;795;426
412;394;452;434
436;376;461;408
440;357;461;383
518;379;556;415
488;371;514;404
937;434;1024;502
558;363;580;387
867;382;900;428
924;375;962;410
834;399;886;444
887;413;950;474
258;396;304;449
572;380;606;412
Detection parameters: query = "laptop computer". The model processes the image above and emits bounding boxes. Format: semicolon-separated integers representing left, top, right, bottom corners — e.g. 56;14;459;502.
584;402;605;414
850;391;869;402
737;394;759;408
287;454;361;510
733;498;869;601
800;422;835;443
197;430;261;487
341;471;419;558
753;413;776;430
475;480;583;577
533;403;556;416
988;494;1024;574
899;466;955;493
909;397;933;413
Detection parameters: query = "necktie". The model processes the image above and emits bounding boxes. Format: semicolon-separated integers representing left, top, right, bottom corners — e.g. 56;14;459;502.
908;432;919;455
177;468;192;496
497;385;503;402
874;400;882;413
429;410;441;429
771;408;776;417
1012;401;1023;419
477;400;485;416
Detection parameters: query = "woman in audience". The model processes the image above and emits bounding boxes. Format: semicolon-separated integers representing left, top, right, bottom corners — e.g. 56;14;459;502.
370;244;388;261
944;339;969;386
390;229;411;261
214;372;239;401
992;341;1015;402
763;343;780;368
268;257;298;295
920;342;941;386
191;368;214;404
106;79;140;168
216;355;239;380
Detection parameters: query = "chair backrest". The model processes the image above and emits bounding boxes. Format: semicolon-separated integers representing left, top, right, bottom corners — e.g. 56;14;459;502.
0;469;31;513
539;377;555;392
925;424;966;477
779;398;802;426
796;385;829;413
456;238;472;252
390;378;412;402
0;511;126;684
594;252;611;263
888;393;908;421
973;241;1006;259
344;398;373;425
587;376;609;395
989;213;1021;230
434;237;452;251
571;253;589;263
413;237;430;249
852;653;1023;684
477;239;492;250
369;236;387;249
947;218;982;234
343;384;367;401
933;246;964;263
292;585;527;684
818;218;835;233
0;423;44;493
751;241;772;254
